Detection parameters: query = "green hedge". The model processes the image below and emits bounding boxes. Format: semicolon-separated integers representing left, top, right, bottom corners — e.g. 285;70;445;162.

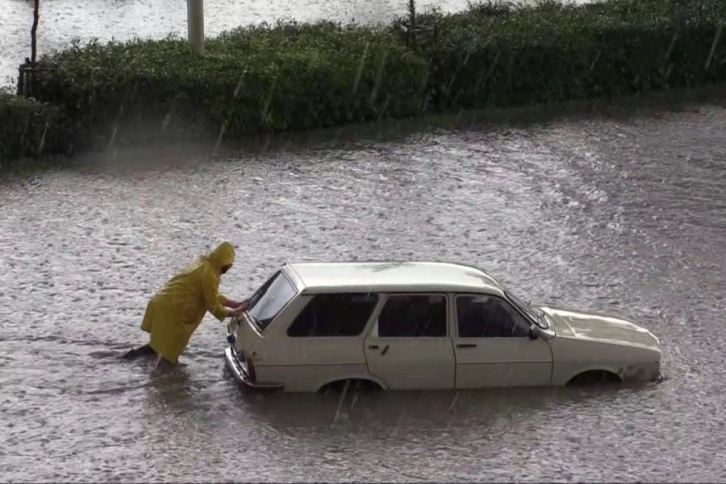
416;0;726;110
0;87;67;169
3;0;726;164
26;21;429;149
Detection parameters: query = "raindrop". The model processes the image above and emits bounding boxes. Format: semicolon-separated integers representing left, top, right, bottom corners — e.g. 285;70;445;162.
352;41;370;95
161;108;173;132
446;50;472;96
704;23;723;71
349;386;360;410
664;32;679;61
107;124;119;150
213;121;228;157
369;49;389;106
262;77;278;124
234;75;245;99
37;120;49;155
331;379;351;428
377;95;391;122
664;63;674;80
448;391;460;411
589;49;602;71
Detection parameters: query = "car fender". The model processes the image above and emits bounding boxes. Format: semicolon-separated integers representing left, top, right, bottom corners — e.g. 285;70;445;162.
563;364;624;384
317;374;390;392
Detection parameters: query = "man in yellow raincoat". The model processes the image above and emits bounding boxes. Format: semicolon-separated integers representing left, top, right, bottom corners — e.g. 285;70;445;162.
122;241;247;365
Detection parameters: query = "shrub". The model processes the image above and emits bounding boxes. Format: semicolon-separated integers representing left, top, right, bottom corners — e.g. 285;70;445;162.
0;87;66;168
408;0;726;110
5;0;726;167
27;21;430;149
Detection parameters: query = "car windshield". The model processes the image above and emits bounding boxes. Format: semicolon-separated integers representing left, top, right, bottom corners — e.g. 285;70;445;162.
505;290;549;330
246;271;297;332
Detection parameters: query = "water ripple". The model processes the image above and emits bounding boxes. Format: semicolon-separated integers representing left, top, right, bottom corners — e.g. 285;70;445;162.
1;106;726;481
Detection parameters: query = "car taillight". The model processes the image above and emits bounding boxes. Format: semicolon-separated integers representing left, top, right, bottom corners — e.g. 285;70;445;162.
245;355;257;382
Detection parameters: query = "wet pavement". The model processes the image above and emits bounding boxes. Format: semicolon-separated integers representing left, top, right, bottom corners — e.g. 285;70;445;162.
1;100;726;481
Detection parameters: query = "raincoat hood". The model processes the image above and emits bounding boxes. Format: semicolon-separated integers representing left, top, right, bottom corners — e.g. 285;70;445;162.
205;242;236;272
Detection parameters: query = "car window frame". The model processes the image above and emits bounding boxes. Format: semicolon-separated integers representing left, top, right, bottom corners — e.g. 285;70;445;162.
370;292;450;338
245;270;299;333
285;292;381;338
454;293;532;339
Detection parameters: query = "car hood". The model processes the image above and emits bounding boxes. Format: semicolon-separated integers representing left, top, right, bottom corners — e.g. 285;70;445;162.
540;307;660;351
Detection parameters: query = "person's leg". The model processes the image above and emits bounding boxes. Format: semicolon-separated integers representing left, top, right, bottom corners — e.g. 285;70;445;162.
151;351;184;371
121;344;156;360
123;299;159;361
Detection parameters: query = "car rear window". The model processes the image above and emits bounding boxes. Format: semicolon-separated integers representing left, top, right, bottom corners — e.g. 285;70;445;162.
287;293;379;337
246;271;297;332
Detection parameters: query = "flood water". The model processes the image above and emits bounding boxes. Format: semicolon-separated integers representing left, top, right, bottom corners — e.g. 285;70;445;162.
1;100;726;481
2;0;726;481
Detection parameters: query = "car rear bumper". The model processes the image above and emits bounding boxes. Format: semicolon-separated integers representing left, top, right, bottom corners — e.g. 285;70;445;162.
224;346;284;391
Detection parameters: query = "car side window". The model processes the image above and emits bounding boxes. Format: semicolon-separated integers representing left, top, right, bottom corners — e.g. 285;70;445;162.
456;295;530;338
287;293;379;337
377;294;447;337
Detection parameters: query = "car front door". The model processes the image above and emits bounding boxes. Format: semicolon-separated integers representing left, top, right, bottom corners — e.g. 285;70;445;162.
363;293;455;390
453;293;553;389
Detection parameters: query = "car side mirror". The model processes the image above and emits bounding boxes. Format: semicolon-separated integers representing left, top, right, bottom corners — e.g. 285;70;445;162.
528;324;539;340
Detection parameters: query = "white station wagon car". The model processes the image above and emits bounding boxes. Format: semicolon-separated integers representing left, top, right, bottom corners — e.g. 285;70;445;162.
223;261;662;392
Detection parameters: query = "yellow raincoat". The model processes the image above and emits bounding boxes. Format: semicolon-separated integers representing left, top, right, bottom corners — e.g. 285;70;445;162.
141;242;236;363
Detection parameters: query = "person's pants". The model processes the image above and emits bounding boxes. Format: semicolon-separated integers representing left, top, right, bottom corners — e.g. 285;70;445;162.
121;344;156;360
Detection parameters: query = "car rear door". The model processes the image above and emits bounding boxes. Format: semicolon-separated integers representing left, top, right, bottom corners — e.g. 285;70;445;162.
452;293;553;389
363;293;456;390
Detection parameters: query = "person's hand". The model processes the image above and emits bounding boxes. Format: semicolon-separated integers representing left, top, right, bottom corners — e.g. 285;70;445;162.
223;299;248;309
228;301;248;318
229;306;245;318
236;299;249;310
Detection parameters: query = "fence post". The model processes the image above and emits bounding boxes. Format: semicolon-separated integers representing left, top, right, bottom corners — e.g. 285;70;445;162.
31;0;39;65
408;0;417;50
187;0;205;56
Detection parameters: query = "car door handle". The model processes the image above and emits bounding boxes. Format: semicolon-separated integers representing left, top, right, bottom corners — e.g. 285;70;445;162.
368;345;379;350
456;343;477;348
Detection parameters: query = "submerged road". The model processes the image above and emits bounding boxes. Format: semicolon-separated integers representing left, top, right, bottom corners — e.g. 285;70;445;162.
1;101;726;481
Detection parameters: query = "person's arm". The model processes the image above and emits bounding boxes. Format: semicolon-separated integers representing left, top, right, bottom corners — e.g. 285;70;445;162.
227;299;249;315
219;294;247;309
218;294;233;308
201;267;231;321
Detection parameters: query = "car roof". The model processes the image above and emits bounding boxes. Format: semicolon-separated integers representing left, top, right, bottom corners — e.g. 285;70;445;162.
283;261;504;295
